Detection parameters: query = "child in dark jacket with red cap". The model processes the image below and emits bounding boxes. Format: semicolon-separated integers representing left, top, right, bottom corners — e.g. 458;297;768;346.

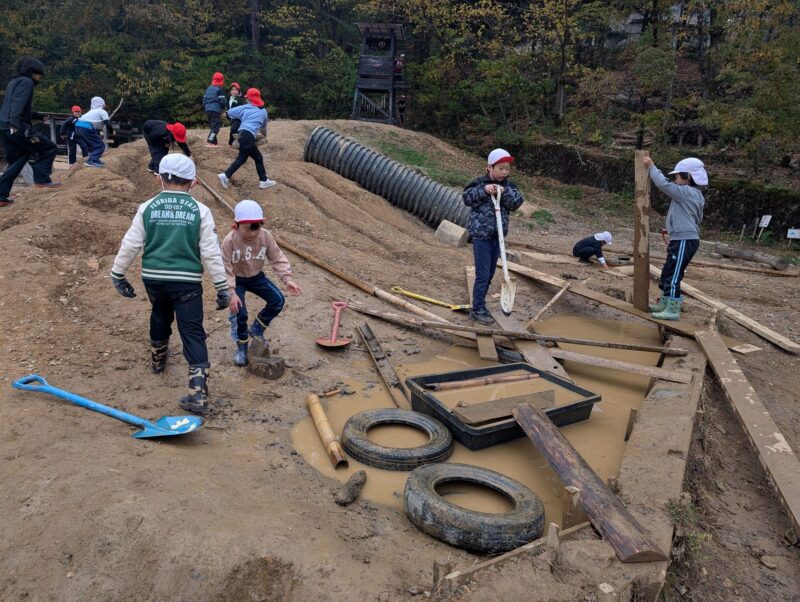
142;120;192;173
60;105;89;166
203;72;226;147
227;82;242;147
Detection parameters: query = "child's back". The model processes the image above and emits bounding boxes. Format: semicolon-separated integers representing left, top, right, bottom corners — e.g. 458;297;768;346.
227;103;267;135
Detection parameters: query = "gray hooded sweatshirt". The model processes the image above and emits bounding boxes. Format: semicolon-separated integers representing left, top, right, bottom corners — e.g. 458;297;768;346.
649;165;704;241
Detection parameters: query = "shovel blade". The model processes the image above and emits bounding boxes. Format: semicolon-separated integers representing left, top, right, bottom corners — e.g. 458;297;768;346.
500;281;517;316
315;337;352;349
132;415;205;439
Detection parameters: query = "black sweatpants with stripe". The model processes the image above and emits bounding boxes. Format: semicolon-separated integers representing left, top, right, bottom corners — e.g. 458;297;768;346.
659;239;699;299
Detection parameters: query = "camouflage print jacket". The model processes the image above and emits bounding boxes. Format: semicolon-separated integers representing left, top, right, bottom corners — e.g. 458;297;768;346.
462;175;524;240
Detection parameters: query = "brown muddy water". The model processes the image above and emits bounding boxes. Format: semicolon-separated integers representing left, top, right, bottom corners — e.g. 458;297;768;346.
291;316;661;524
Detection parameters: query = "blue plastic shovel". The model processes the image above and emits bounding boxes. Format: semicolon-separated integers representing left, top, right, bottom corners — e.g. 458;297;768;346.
12;374;204;439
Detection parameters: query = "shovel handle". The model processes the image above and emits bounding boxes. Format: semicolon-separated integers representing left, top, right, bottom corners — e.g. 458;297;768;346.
12;373;152;429
330;301;348;342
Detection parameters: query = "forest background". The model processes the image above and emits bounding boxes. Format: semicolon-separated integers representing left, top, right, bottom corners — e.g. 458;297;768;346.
0;0;797;184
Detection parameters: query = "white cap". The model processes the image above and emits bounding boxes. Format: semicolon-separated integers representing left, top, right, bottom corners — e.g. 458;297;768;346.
90;96;105;110
669;158;708;186
158;154;196;180
234;199;264;223
594;231;612;245
487;148;514;166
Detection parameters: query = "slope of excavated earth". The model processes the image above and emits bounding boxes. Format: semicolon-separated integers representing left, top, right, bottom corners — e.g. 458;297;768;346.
0;120;798;601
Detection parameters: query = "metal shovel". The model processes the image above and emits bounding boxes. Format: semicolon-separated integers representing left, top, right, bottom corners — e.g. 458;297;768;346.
315;301;351;349
492;189;517;315
12;374;204;439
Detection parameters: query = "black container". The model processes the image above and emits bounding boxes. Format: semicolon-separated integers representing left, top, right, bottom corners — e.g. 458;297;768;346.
406;363;600;451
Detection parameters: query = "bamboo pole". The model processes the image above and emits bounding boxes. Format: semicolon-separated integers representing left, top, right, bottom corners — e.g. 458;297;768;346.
306;394;348;468
525;282;572;330
425;372;539;391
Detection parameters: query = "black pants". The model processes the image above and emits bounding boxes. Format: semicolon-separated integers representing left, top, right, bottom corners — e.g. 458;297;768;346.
206;111;221;144
224;130;266;181
144;136;168;172
0;129;58;197
67;134;88;164
659;239;699;298
573;246;597;262
228;118;240;146
144;280;209;368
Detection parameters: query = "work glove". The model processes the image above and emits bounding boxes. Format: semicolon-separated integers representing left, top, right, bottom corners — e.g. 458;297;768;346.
215;289;231;310
112;277;136;298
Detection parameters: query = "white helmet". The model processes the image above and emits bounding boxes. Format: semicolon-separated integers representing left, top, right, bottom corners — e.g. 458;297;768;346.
669;158;708;186
234;199;264;223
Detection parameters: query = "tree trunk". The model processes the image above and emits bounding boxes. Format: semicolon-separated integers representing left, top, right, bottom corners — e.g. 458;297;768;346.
249;0;260;53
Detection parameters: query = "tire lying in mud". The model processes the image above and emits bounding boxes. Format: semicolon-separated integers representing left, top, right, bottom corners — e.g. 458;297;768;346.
404;463;545;553
341;408;453;471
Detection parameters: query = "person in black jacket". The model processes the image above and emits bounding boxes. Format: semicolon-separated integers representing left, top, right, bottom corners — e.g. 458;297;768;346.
0;57;60;206
572;231;612;269
60;105;89;166
142;120;191;173
462;148;524;324
227;82;242;147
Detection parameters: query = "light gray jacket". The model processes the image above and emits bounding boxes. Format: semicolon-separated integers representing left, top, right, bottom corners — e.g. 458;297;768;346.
649;165;704;240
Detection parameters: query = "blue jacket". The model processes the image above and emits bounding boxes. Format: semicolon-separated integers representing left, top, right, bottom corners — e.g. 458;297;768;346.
203;85;226;113
462;175;524;240
227;104;267;136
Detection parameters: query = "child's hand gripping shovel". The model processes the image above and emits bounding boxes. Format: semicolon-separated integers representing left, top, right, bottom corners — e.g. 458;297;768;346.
12;375;204;439
492;188;517;316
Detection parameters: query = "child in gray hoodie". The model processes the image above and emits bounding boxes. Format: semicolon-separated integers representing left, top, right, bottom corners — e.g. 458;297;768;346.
643;156;706;320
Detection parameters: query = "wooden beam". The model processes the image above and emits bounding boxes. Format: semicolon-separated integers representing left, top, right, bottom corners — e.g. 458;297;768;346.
633;150;651;311
647;266;800;355
356;323;409;408
525;282;572;330
696;331;800;536
464;266;498;361
505;260;753;352
513;402;668;563
452;391;555;425
713;243;788;270
548;347;692;384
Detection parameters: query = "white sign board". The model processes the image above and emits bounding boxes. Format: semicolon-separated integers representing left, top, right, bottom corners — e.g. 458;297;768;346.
788;229;800;240
759;215;772;228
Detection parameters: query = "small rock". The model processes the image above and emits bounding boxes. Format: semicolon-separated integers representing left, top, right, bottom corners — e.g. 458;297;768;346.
66;572;74;578
759;555;778;569
722;578;734;589
335;470;367;506
408;585;421;596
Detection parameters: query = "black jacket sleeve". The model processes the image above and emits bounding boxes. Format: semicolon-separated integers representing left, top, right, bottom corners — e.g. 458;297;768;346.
6;78;34;129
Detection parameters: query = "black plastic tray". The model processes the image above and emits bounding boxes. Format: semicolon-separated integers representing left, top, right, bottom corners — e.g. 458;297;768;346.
406;363;600;450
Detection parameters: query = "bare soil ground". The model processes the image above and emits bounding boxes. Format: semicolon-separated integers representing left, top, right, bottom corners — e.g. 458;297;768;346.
0;120;798;601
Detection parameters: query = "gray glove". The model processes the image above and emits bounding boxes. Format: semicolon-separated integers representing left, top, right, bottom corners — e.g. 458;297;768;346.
112;277;136;298
215;289;230;310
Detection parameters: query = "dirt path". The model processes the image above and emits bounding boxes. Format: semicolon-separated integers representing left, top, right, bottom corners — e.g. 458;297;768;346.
0;119;797;601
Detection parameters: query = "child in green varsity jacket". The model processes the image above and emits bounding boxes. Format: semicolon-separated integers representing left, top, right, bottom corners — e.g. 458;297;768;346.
109;154;230;414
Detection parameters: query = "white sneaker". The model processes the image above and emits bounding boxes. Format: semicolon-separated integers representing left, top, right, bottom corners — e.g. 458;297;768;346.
259;179;277;189
218;173;229;190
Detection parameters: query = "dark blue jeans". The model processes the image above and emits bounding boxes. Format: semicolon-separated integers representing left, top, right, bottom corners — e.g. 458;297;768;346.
67;134;88;164
76;127;105;162
234;272;285;340
471;237;501;312
144;280;209;368
659;239;699;298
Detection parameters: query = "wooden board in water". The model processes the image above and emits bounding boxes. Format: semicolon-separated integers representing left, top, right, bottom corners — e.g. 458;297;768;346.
452;390;556;426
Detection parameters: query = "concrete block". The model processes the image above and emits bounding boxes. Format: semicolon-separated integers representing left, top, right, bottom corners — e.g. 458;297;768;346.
434;220;469;247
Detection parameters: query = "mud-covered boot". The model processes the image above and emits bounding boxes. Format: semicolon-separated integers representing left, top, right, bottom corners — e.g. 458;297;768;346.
179;366;209;414
249;318;267;343
233;339;249;367
652;296;682;321
648;296;666;313
150;339;169;374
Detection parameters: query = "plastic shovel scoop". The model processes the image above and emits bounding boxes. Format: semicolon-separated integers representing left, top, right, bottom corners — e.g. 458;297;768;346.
492;189;517;316
12;374;204;439
316;301;351;349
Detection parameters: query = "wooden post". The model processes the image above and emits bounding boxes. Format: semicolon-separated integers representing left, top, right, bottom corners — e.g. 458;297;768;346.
624;408;638;442
546;522;561;549
633;150;651;311
513;403;667;562
562;485;588;529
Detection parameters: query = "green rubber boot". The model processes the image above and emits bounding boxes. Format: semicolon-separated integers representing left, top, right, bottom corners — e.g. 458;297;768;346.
651;296;682;321
648;296;666;313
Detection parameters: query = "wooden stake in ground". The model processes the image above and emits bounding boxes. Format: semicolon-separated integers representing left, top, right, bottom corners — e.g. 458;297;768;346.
512;402;667;563
695;331;800;536
525;282;571;331
464;266;498;361
633;150;651;311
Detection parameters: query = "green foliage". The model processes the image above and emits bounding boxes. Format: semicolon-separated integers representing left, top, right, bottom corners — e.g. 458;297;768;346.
373;141;469;187
531;209;556;227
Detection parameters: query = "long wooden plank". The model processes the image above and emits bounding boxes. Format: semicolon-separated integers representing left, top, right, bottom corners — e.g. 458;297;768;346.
464;266;498;361
649;265;800;355
513;403;667;563
356;323;409;409
548;347;692;384
506;261;749;351
696;331;800;536
452;391;555;425
633;150;651;311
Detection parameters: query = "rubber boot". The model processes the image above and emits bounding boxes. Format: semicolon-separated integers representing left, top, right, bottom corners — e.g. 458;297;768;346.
233;339;249;366
649;296;666;313
250;318;267;343
179;366;209;414
651;297;682;321
150;339;169;374
228;314;239;343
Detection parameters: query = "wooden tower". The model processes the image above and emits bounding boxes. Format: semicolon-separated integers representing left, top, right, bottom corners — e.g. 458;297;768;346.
351;23;406;124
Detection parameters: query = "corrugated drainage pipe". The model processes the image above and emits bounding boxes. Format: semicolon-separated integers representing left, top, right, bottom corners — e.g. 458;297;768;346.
303;126;470;229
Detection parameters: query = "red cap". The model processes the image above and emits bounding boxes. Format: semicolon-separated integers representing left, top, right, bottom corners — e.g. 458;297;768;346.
231;82;241;91
71;105;81;112
212;72;224;86
166;122;187;143
245;87;264;107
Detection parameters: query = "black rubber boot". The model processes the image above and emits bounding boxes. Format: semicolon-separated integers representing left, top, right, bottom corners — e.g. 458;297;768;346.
179;366;209;414
150;339;169;374
233;339;249;367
